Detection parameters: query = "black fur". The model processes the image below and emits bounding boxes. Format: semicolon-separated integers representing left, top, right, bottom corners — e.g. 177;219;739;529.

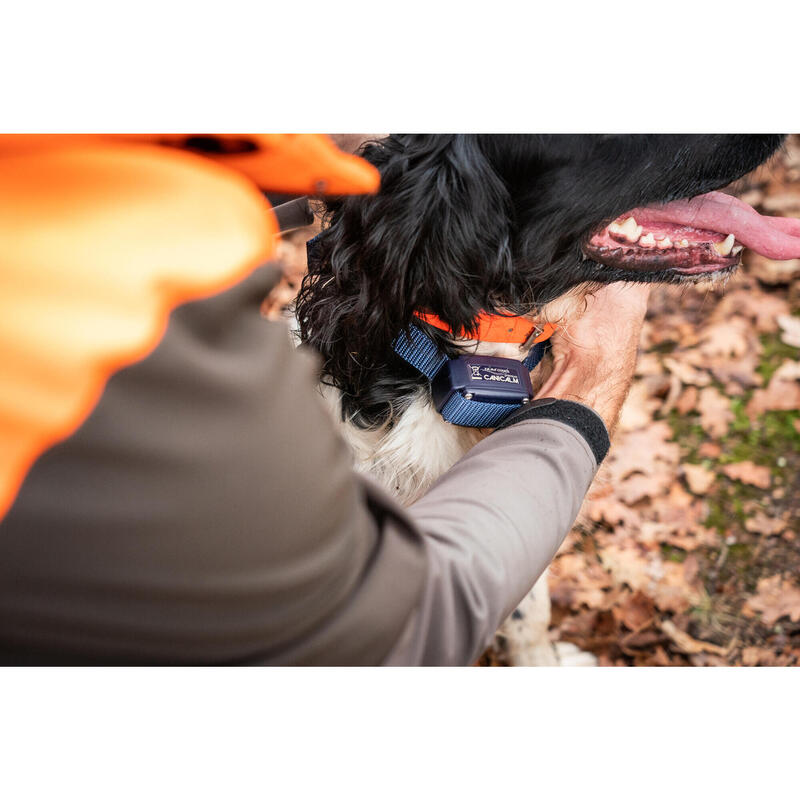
296;134;784;427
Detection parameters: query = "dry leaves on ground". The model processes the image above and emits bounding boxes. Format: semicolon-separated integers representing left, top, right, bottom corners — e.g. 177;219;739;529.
266;137;800;668
744;575;800;627
550;139;800;666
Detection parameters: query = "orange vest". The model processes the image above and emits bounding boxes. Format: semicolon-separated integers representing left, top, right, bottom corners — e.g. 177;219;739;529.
0;134;379;522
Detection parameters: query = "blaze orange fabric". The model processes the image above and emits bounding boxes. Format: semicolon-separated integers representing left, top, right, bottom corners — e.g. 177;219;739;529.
189;134;382;196
0;134;379;522
0;134;381;196
416;312;558;345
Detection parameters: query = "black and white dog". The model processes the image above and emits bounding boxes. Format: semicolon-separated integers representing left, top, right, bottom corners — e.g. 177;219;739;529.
297;134;798;665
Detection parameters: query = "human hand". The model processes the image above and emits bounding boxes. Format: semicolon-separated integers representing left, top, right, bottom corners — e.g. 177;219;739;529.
534;283;651;434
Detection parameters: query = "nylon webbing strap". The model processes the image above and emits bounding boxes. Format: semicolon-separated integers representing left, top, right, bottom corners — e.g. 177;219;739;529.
393;324;449;379
438;393;524;427
522;340;548;371
392;324;549;428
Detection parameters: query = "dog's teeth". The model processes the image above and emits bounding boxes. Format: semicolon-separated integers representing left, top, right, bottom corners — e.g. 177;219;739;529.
638;232;656;248
712;233;735;257
608;222;622;235
680;239;689;247
656;236;672;249
617;217;642;242
731;244;743;256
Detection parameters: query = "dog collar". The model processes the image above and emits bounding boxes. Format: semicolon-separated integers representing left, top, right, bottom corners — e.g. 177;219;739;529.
415;311;557;345
393;323;550;428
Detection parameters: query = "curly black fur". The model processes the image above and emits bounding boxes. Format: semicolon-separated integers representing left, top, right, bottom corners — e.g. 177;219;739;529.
297;134;783;428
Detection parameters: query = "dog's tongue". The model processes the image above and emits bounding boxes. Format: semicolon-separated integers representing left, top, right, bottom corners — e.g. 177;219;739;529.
630;190;800;260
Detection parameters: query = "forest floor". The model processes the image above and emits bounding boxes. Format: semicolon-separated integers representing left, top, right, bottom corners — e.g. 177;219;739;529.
546;137;800;666
270;136;800;667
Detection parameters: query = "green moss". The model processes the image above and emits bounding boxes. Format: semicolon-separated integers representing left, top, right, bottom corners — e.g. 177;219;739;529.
661;544;687;563
666;410;707;463
664;330;800;535
757;333;799;384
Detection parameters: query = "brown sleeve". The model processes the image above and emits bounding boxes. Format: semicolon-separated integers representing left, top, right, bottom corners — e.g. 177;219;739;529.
382;418;599;665
0;266;426;665
0;265;603;666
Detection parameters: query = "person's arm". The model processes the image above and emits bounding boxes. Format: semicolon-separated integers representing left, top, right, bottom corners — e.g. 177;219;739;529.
0;263;646;665
382;283;651;664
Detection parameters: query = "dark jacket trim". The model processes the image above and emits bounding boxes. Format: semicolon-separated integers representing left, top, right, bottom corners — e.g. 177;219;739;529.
494;398;611;464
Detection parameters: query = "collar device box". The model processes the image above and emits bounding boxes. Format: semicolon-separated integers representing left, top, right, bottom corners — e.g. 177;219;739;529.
431;355;534;413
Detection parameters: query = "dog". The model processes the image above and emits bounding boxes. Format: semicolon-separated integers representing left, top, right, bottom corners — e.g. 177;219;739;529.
296;134;792;665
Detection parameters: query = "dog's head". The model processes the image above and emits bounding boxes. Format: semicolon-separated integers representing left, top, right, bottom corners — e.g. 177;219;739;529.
298;134;791;426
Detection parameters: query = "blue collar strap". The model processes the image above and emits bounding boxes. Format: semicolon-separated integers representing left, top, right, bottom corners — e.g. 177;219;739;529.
393;323;548;428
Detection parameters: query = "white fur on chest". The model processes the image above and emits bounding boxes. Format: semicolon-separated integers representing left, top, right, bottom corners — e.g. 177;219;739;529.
321;384;485;504
311;290;598;665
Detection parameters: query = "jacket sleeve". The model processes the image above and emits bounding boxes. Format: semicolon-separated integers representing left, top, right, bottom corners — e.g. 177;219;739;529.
0;265;605;665
381;415;602;665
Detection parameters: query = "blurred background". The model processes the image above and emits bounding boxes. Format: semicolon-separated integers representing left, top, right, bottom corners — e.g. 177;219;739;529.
267;135;800;667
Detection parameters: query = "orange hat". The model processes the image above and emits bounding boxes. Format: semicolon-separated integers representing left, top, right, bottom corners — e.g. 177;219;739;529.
181;134;381;196
0;134;380;196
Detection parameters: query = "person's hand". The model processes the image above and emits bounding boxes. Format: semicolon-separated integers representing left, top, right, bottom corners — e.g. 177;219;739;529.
534;282;651;434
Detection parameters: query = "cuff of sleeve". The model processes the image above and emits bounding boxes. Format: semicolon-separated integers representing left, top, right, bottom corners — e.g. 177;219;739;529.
494;398;611;463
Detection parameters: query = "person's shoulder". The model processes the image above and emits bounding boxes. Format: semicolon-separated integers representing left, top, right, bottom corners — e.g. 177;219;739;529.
0;139;277;290
0;139;277;522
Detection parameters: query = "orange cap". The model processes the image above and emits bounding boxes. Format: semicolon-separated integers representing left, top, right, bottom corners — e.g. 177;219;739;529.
0;134;381;196
96;134;380;196
201;134;381;195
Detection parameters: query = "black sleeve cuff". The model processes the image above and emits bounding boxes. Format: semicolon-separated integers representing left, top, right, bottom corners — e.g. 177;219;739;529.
494;398;611;464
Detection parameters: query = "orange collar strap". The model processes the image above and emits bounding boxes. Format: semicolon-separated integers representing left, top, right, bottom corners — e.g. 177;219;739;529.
416;311;558;345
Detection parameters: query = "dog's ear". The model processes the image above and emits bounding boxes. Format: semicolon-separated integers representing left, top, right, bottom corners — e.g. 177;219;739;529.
359;135;513;332
297;135;513;398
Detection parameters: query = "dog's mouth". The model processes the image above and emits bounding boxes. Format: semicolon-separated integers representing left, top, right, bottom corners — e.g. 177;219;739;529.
582;190;800;278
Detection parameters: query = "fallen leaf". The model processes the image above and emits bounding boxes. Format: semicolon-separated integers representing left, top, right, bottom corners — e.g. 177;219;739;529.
605;423;680;483
778;314;800;348
613;590;656;631
584;495;641;530
617;381;660;432
663;356;712;387
689;652;729;667
698;441;722;459
675;385;699;415
616;471;673;505
635;352;665;377
740;646;785;666
744;575;800;627
598;544;652;593
744;511;787;537
649;561;702;613
660;620;728;657
707;352;763;390
699;319;753;359
746;255;800;286
746;374;800;418
697;387;734;438
549;552;616;611
721;461;771;489
715;288;790;334
772;359;800;382
683;463;716;494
